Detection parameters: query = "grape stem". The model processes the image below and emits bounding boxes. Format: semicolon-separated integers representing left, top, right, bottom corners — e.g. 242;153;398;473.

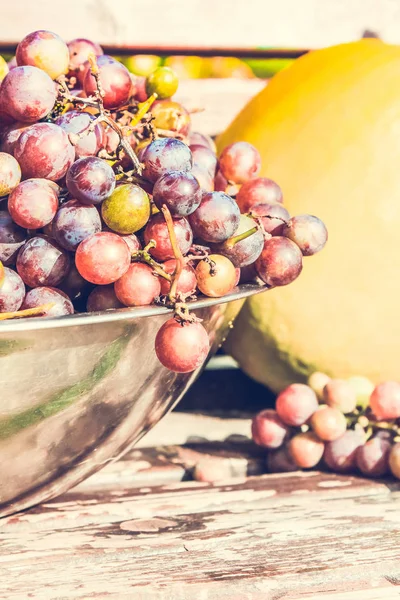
161;205;185;303
248;211;289;226
227;225;259;247
131;243;172;282
0;304;56;321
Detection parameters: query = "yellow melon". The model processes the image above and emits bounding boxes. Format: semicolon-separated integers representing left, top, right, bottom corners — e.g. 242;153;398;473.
218;40;400;392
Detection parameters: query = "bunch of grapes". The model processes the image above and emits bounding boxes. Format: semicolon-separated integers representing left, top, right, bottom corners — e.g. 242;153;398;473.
252;373;400;479
0;30;328;374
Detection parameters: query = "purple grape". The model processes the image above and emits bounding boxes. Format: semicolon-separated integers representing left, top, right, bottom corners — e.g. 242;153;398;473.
283;214;328;256
236;177;283;211
16;236;70;288
144;213;193;261
0;210;26;265
59;264;93;302
14;123;75;181
86;285;123;312
276;383;319;426
191;164;214;192
66;156;116;205
250;202;290;236
251;409;289;449
324;430;365;473
67;38;103;84
188;131;216;152
189;191;240;243
53;200;101;251
219;142;261;184
189;144;218;178
356;437;391;477
8;179;59;229
84;55;132;110
142;138;192;183
0;267;25;312
152;170;202;216
213;214;264;267
0;121;29;154
267;447;297;473
21;287;74;317
255;237;303;286
0;66;57;123
56;110;104;159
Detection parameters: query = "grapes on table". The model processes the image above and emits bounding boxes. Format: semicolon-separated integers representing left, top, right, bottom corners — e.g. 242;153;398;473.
251;409;289;449
276;383;319;426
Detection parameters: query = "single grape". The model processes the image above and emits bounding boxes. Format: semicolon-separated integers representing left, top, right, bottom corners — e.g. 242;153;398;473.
59;264;93;302
189;191;240;244
323;379;357;414
288;432;325;468
267;447;298;473
152;171;202;217
16;30;69;79
155;318;209;373
310;405;347;441
195;254;237;298
307;371;331;402
144;213;193;261
21;286;74;317
251;409;289;449
17;236;70;288
0;152;21;197
283;214;328;256
191;164;214;192
0;267;25;312
356;437;391;477
114;263;161;306
67;38;103;84
213;214;264;267
145;66;179;99
0;210;26;265
101;183;150;234
370;381;400;420
236;177;283;212
87;285;123;312
255;237;303;286
250;202;290;236
84;55;132;110
75;232;131;285
14;123;74;181
0;121;30;154
324;429;365;473
389;443;400;479
151;100;190;136
347;375;374;410
159;259;197;296
56;111;104;159
0;66;57;123
190;144;218;178
66;156;116;205
219;142;261;184
276;383;319;426
53;200;101;251
188;131;216;153
8;179;58;229
142;138;192;183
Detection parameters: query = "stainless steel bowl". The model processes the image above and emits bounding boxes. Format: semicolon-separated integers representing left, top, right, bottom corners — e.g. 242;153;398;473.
0;284;265;517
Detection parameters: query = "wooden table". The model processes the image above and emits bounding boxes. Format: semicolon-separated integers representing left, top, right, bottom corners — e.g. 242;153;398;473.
1;412;400;600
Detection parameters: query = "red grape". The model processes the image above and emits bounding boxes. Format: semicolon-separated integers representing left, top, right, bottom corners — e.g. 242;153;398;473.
0;66;57;123
255;237;303;287
356;437;391;477
101;183;150;234
151;100;191;136
324;429;365;473
188;131;216;153
323;379;357;414
0;121;29;154
190;144;218;178
389;443;400;479
159;259;197;296
56;110;104;158
152;170;202;217
250;202;290;236
0;209;26;265
84;55;132;110
307;371;331;401
142;138;192;183
191;164;214;192
21;286;74;317
16;30;69;79
370;381;400;420
8;179;58;229
114;263;161;306
144;213;193;261
251;409;289;449
213;214;264;267
14;123;74;181
87;285;123;312
267;447;298;473
219;142;261;184
0;267;25;312
146;66;179;99
189;191;240;243
276;383;319;426
0;152;21;196
283;215;328;256
17;236;70;288
195;254;237;298
236;177;283;212
67;38;103;84
53;200;101;251
75;232;131;285
310;405;347;441
155;318;209;373
288;432;324;468
66;156;116;205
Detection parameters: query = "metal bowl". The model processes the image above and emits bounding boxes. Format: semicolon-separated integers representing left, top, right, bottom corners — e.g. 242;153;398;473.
0;284;265;517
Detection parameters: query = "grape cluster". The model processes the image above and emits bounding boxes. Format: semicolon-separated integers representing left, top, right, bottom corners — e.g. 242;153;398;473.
252;373;400;479
0;29;328;373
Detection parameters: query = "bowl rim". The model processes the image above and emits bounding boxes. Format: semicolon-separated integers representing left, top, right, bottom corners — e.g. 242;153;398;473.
0;283;267;332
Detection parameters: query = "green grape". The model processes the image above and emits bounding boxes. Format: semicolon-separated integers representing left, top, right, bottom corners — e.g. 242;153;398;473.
145;66;179;99
101;184;151;234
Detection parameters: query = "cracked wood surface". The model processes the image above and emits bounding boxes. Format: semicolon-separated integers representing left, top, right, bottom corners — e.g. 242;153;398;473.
1;413;400;599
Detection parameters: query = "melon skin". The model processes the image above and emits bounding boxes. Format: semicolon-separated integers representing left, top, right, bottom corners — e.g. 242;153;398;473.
218;40;400;392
